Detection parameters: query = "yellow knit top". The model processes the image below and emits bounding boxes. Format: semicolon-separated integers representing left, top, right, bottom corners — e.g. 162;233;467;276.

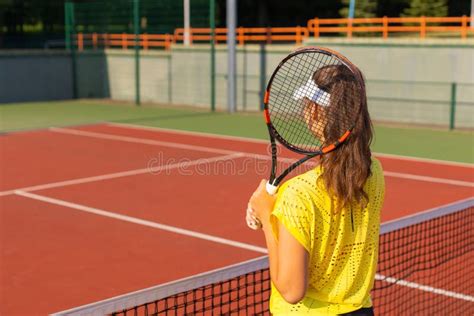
269;158;385;315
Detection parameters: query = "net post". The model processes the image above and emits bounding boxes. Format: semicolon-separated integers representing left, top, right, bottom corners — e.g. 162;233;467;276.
449;82;457;130
259;43;266;111
210;0;216;112
133;0;141;106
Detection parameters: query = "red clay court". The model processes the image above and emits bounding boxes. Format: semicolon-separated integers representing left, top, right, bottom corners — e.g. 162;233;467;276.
1;123;473;315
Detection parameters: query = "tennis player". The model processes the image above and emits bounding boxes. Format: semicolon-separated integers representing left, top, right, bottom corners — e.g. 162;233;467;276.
248;64;385;315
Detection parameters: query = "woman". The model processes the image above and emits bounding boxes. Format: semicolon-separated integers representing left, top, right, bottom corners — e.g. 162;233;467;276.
248;63;385;315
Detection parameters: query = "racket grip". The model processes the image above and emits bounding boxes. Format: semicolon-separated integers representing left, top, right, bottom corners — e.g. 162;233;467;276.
266;181;278;195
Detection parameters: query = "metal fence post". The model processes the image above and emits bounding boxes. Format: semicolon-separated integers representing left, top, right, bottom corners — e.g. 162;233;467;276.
259;43;266;111
65;2;72;51
168;56;173;104
65;2;77;99
242;44;247;110
133;0;141;106
210;0;216;112
449;82;457;130
227;0;237;113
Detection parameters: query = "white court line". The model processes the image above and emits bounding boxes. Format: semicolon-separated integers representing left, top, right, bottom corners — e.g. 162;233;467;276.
49;127;474;188
0;153;243;197
107;122;474;168
49;127;237;156
383;171;474;188
14;190;474;304
1;128;471;197
373;152;474;168
50;126;274;160
375;274;474;302
107;122;269;144
14;190;268;254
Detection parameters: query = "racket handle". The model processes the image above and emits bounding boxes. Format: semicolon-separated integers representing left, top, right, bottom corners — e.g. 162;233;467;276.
266;181;278;195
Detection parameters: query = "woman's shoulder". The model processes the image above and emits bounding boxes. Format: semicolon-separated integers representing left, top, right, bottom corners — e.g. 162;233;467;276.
371;156;383;169
370;156;384;179
366;156;385;197
278;168;322;201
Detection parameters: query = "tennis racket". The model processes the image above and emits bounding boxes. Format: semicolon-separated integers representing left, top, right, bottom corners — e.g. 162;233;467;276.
247;46;365;230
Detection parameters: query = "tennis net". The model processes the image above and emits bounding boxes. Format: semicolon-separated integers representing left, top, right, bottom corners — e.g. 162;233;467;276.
53;197;473;315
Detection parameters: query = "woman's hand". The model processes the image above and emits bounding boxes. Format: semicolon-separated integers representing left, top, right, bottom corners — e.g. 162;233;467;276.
248;180;277;228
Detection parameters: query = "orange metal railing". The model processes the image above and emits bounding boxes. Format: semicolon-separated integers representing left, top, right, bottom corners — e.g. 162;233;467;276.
173;26;309;44
307;15;472;39
73;16;472;51
74;32;173;51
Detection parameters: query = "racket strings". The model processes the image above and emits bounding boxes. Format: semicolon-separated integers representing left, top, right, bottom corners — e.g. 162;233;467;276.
271;53;331;148
271;56;326;149
268;50;362;153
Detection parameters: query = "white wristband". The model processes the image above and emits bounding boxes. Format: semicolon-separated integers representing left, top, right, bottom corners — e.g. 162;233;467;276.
266;181;278;195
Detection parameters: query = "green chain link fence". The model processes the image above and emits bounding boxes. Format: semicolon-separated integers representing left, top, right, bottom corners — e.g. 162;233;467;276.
64;0;216;108
64;1;473;130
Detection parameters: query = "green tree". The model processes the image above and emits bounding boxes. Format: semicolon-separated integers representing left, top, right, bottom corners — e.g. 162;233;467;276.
376;0;410;17
402;0;448;17
339;0;378;18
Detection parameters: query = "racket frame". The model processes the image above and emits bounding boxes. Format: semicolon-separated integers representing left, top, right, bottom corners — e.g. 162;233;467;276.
262;47;361;188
